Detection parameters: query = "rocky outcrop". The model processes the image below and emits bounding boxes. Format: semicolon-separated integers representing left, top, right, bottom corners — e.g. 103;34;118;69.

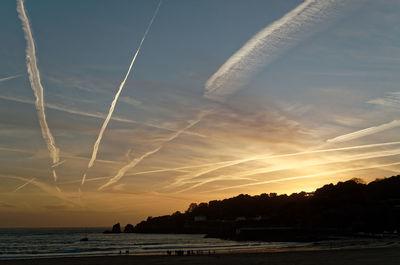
103;222;122;233
124;224;135;233
112;223;122;233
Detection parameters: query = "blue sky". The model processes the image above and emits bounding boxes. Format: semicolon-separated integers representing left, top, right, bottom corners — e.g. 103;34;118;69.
1;0;400;226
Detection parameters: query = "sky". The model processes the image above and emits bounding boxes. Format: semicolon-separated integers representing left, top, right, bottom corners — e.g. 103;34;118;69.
1;0;400;227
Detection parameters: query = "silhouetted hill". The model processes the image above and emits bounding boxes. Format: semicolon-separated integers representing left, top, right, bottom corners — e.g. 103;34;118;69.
121;176;400;241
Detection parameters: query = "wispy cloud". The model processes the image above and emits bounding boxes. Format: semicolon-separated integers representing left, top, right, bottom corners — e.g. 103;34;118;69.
326;91;400;143
205;0;361;101
82;1;163;184
17;0;60;182
120;96;142;106
368;91;400;109
327;120;400;143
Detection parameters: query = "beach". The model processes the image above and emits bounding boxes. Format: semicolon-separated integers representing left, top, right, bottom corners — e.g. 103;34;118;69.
2;246;400;265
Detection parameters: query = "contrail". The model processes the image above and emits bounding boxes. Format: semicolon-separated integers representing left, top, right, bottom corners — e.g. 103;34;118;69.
0;74;21;83
1;174;80;206
17;0;60;182
205;0;362;101
51;160;66;168
162;159;251;190
162;141;400;189
207;161;400;193
59;176;109;185
0;144;123;166
82;1;162;185
98;115;204;190
98;147;161;190
14;177;35;192
173;147;400;193
0;146;33;154
0;95;205;138
327;120;400;143
0;95;137;123
125;140;400;177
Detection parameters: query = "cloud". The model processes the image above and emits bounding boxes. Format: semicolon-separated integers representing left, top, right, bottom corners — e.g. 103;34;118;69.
205;0;363;101
368;91;400;109
120;96;142;106
327;120;400;143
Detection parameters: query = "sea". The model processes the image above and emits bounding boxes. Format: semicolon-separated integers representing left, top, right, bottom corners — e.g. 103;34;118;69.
0;228;310;259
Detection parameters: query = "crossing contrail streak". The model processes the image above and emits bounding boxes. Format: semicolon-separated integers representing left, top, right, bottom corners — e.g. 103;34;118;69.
0;74;21;83
0;144;124;166
205;0;362;101
327;120;400;143
162;141;400;189
51;160;66;168
59;176;108;185
1;174;80;205
14;177;35;192
173;147;400;193
207;161;400;193
98;115;204;190
0;95;205;138
124;141;400;177
17;0;60;182
98;147;161;190
82;1;162;185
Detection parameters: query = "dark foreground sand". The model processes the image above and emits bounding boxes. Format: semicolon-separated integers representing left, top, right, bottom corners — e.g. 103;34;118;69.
2;247;400;265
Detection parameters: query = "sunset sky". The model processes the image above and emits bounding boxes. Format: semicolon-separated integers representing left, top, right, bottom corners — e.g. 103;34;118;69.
1;0;400;227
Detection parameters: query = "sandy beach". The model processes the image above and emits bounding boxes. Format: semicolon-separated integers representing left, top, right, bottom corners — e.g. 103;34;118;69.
2;246;400;265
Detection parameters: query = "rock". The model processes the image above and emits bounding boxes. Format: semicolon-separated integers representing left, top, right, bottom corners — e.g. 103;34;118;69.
112;223;121;233
124;224;135;233
103;222;122;233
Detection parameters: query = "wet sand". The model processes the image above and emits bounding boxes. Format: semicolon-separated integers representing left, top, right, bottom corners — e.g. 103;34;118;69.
2;246;400;265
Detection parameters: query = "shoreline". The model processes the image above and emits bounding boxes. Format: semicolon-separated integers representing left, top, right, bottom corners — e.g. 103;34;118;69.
1;237;399;260
1;246;399;265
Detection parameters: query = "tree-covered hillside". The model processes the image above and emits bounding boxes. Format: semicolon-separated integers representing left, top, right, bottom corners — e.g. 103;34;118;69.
112;176;400;241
